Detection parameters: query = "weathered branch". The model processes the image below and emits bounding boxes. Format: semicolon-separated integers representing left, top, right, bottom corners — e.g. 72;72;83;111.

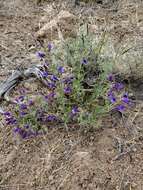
0;65;49;113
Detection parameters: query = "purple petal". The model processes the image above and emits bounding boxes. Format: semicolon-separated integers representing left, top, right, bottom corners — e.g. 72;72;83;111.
4;112;11;117
112;83;124;91
16;95;25;103
19;104;27;110
71;106;79;115
116;104;126;112
19;129;28;139
81;58;88;65
109;96;116;104
28;100;34;106
47;82;56;89
5;117;17;125
20;111;28;117
107;74;114;82
41;71;48;77
107;91;116;104
63;77;74;84
13;127;21;133
19;88;26;94
47;43;53;51
58;66;64;74
64;86;72;94
51;75;58;81
46;115;57;122
36;51;45;58
24;124;30;129
121;93;130;104
44;92;56;101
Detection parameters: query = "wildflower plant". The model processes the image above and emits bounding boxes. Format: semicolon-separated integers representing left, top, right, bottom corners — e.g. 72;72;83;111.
1;27;133;139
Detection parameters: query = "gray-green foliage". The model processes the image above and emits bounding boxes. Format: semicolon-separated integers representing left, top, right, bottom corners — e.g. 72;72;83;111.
48;28;113;126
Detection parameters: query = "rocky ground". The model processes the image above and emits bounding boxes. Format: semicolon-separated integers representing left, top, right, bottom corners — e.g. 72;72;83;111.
0;0;143;189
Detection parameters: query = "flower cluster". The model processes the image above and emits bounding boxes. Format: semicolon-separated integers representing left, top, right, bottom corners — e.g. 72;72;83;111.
3;112;17;125
107;74;131;112
13;126;44;139
36;109;58;123
1;34;133;140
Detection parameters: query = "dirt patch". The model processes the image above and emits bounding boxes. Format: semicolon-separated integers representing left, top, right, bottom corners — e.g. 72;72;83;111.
0;0;143;189
0;117;143;189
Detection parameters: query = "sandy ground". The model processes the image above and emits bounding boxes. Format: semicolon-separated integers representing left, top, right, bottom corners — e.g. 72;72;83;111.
0;0;143;189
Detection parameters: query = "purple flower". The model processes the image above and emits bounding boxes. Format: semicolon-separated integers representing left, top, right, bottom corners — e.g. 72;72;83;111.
13;127;42;139
19;104;27;110
107;90;112;96
44;92;55;101
13;127;21;133
41;71;48;77
116;104;126;112
47;82;56;89
4;111;17;125
81;58;88;65
64;86;72;95
43;61;49;67
20;111;27;117
15;96;25;104
122;93;130;104
19;88;26;94
16;95;25;103
109;95;116;104
48;92;56;98
24;124;30;129
107;74;114;82
13;127;28;139
36;51;45;59
4;112;11;117
57;66;64;74
51;75;58;81
63;77;74;84
36;110;45;122
28;100;34;106
112;83;124;91
107;91;116;104
44;95;49;100
18;129;28;139
46;115;57;122
71;106;79;115
47;43;53;52
5;117;17;125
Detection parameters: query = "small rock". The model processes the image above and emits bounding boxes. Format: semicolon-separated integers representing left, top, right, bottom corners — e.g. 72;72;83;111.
36;10;78;40
24;80;38;91
49;175;54;181
28;53;41;65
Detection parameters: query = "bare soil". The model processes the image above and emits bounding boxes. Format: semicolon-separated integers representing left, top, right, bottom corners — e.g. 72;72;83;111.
0;0;143;190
